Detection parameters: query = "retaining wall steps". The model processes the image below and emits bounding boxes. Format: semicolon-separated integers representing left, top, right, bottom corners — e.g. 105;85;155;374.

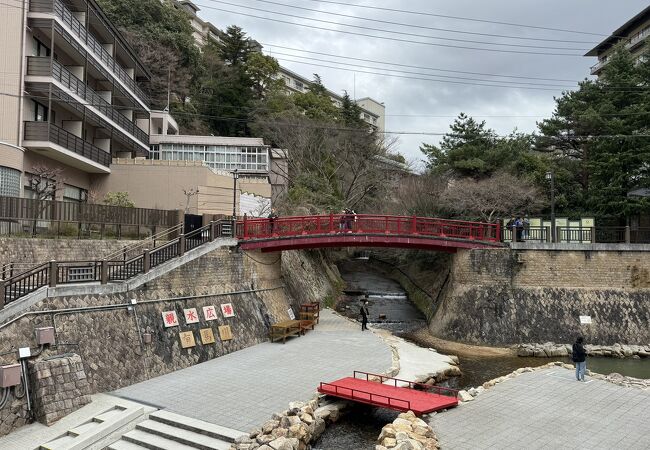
108;410;246;450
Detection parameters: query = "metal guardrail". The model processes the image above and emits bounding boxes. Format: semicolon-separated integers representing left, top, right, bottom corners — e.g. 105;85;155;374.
0;220;233;308
503;226;650;244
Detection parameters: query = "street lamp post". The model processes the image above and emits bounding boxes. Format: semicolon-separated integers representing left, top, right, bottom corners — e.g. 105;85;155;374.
232;168;239;219
546;171;555;242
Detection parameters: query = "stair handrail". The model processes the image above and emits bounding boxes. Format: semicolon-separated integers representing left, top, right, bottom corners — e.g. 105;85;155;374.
1;262;41;280
102;222;184;261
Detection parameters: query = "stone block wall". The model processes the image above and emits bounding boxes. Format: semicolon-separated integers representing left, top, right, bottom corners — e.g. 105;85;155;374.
0;238;134;269
0;245;322;436
29;354;92;425
429;248;650;346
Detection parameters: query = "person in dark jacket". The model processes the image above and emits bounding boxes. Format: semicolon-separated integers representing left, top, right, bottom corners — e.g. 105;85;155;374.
268;208;279;235
359;297;370;331
572;336;587;381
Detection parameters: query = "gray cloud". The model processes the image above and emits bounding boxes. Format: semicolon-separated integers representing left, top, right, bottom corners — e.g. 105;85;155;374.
197;0;648;166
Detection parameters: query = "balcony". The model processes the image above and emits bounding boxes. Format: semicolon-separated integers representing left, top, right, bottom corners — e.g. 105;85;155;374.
26;57;149;148
627;28;649;50
29;0;149;106
23;121;112;171
590;59;608;75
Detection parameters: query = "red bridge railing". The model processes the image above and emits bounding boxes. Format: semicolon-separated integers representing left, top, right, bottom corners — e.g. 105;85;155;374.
237;214;501;242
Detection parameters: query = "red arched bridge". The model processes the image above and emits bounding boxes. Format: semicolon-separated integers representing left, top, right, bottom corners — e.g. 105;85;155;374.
236;214;503;252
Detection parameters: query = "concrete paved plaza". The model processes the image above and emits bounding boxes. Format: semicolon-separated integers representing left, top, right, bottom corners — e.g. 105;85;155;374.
112;310;392;432
431;368;650;450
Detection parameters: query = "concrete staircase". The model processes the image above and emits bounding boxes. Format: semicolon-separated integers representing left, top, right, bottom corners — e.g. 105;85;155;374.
38;404;145;450
107;410;246;450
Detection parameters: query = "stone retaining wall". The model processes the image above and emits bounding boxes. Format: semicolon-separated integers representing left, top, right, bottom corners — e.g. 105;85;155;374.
429;248;650;346
29;354;92;425
377;411;439;450
516;343;650;359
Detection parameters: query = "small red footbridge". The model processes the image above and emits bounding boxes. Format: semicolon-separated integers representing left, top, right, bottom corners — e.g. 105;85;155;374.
318;371;459;415
237;214;503;252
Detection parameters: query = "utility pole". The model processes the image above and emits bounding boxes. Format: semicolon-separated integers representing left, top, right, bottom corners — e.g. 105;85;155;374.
232;169;239;219
546;171;556;242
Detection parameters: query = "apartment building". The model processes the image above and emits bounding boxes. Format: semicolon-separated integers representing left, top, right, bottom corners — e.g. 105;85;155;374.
0;0;151;202
586;6;650;76
172;0;386;132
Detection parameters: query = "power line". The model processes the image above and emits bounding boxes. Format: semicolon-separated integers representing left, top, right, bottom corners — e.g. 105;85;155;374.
232;0;599;44
291;0;616;38
190;3;583;56
196;0;588;51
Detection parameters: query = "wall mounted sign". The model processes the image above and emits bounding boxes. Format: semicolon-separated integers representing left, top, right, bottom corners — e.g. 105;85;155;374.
184;308;199;324
203;305;218;321
200;328;216;344
221;303;235;318
162;311;179;328
579;315;592;324
287;308;295;320
179;331;196;348
218;325;233;341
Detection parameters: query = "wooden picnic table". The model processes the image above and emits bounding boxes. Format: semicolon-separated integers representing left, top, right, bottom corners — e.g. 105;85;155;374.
270;320;302;344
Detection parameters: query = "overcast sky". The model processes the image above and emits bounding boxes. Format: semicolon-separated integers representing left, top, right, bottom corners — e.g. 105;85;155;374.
194;0;649;167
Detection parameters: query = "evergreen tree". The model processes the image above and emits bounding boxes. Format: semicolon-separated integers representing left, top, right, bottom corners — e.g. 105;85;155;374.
340;91;365;127
217;26;253;66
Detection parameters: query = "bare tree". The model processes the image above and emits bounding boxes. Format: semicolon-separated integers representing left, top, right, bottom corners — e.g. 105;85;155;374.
183;188;199;214
440;172;546;222
27;164;65;235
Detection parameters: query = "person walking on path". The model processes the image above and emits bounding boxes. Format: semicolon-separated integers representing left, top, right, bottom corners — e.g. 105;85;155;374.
359;297;370;331
572;336;587;381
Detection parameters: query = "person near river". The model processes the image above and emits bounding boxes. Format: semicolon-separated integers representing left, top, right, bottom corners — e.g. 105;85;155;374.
572;336;587;381
268;208;279;235
359;296;370;331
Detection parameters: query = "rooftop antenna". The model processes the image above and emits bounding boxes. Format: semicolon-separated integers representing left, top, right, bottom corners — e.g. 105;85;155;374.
353;72;356;101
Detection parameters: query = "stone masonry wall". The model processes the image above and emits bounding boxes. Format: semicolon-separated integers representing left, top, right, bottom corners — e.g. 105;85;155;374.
0;238;135;270
0;246;305;436
429;248;650;346
29;354;92;425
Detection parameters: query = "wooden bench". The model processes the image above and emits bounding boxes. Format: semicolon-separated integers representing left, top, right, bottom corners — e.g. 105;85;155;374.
300;303;320;324
270;320;302;344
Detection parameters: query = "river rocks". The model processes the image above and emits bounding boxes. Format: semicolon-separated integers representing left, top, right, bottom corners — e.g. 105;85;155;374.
231;397;351;450
516;343;650;359
377;411;439;450
457;390;474;403
414;365;462;386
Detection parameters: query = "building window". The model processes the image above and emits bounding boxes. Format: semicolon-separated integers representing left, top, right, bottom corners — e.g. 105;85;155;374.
157;143;269;172
33;37;51;57
34;101;49;122
0;166;21;197
63;184;88;203
294;80;304;90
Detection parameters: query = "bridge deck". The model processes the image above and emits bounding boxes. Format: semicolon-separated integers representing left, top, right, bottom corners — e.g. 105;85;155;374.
317;374;459;415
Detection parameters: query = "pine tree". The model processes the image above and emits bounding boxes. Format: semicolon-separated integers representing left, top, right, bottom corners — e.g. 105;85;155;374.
340;91;365;127
217;25;253;66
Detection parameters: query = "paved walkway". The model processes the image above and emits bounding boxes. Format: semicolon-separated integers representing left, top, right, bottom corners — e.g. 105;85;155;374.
112;309;392;432
431;368;650;450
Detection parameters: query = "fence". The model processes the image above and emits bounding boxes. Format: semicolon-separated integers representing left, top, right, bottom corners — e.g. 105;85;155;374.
0;196;180;239
502;225;650;244
0;220;233;308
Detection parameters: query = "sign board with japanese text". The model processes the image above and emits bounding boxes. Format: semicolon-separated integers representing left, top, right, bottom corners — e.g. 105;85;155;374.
184;308;199;324
218;325;233;341
220;303;235;318
579;315;592;324
200;328;216;344
203;305;218;321
287;308;295;320
162;311;179;328
179;331;196;348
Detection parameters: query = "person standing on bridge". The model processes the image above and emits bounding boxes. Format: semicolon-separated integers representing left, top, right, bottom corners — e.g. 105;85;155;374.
360;296;370;331
268;208;279;235
572;336;587;381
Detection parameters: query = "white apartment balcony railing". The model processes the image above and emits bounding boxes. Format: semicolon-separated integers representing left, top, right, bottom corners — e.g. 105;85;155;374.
590;59;608;75
627;28;650;49
29;0;149;105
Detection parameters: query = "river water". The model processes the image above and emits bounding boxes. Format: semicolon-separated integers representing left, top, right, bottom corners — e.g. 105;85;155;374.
314;259;650;449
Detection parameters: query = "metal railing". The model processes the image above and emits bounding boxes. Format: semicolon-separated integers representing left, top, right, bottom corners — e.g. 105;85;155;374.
26;57;148;146
29;0;149;104
504;225;650;244
0;220;232;308
103;223;184;262
24;121;112;167
353;371;459;398
238;214;501;243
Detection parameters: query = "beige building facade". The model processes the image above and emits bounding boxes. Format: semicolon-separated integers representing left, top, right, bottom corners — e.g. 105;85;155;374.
586;6;650;76
0;0;151;201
